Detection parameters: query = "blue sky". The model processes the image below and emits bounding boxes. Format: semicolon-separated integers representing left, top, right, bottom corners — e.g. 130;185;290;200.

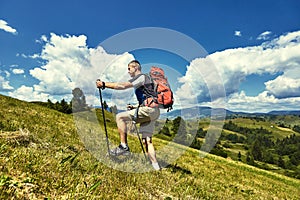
0;0;300;113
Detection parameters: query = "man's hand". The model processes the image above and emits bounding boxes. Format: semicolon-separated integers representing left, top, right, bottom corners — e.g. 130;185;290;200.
127;104;134;110
96;79;104;89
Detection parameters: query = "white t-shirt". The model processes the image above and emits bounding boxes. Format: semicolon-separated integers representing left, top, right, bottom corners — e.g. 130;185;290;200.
130;74;145;89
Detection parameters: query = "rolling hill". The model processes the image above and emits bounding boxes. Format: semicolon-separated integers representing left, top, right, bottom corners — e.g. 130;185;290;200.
161;105;300;119
0;94;300;199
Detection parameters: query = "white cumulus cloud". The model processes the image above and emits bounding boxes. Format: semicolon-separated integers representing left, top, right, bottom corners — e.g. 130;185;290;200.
227;91;300;113
12;68;25;75
8;85;51;102
257;31;272;40
0;19;18;35
13;33;136;107
234;30;242;37
176;30;300;112
265;76;300;98
0;75;14;91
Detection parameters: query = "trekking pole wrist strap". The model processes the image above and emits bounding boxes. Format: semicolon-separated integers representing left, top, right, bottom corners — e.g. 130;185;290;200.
102;82;106;90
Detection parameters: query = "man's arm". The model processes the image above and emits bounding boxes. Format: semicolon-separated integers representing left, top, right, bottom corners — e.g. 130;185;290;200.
96;80;133;90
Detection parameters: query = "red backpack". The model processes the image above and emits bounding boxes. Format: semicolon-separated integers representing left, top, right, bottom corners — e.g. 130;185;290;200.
149;66;174;111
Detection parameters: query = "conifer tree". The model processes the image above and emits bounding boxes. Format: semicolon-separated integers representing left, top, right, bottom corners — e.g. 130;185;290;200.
71;88;88;112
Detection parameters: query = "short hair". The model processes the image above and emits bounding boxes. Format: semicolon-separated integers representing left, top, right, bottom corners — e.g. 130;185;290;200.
128;60;141;70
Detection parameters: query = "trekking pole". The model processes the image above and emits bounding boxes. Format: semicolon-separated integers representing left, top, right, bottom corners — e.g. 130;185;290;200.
98;87;110;156
133;106;148;161
132;121;148;161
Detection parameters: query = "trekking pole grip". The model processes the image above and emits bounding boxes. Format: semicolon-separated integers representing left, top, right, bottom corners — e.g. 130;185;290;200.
96;79;105;90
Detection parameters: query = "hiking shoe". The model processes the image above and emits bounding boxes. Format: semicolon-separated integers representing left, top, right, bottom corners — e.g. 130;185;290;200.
152;162;161;171
110;144;130;156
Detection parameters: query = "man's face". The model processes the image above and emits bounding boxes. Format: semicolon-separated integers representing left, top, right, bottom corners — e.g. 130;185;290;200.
127;64;137;77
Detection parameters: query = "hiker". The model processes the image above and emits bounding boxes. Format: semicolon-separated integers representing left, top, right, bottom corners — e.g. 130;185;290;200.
96;60;161;170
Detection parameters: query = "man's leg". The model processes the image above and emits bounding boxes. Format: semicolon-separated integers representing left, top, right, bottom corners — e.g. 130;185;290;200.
110;111;134;156
115;110;134;144
138;107;160;169
116;113;128;144
143;136;160;170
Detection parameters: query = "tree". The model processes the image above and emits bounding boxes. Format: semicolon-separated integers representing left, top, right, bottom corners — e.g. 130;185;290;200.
190;137;202;150
44;98;72;114
196;127;206;138
293;125;300;133
110;105;118;115
278;156;286;169
166;118;170;123
47;99;54;109
238;151;242;161
289;150;300;166
251;139;263;161
226;133;239;143
159;125;172;137
103;101;108;110
246;152;255;165
172;117;188;145
60;99;72;114
264;151;275;164
71;88;88;112
210;146;228;158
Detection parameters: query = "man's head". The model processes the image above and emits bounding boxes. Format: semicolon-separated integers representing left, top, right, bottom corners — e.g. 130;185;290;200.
128;60;141;77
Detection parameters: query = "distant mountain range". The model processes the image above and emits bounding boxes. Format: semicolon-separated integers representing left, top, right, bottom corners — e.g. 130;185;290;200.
160;106;300;119
267;110;300;115
94;104;300;119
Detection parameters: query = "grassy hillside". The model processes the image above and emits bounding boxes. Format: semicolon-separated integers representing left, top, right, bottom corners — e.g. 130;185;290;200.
227;117;300;139
1;94;300;199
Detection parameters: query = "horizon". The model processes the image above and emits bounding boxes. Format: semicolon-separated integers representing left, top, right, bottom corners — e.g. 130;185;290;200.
4;93;297;115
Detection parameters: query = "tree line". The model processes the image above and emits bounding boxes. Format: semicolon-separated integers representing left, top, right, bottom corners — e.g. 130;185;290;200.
223;120;300;178
35;88;118;114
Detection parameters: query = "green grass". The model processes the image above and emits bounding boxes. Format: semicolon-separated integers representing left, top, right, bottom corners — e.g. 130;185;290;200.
1;94;300;199
228;118;300;139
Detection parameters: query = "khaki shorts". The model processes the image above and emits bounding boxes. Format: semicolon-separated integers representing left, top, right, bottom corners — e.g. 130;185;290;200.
117;106;160;137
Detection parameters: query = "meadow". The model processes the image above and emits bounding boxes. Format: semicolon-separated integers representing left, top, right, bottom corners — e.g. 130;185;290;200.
1;94;300;199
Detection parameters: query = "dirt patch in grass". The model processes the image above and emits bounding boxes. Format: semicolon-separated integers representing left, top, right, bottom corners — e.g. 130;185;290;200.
0;129;33;147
